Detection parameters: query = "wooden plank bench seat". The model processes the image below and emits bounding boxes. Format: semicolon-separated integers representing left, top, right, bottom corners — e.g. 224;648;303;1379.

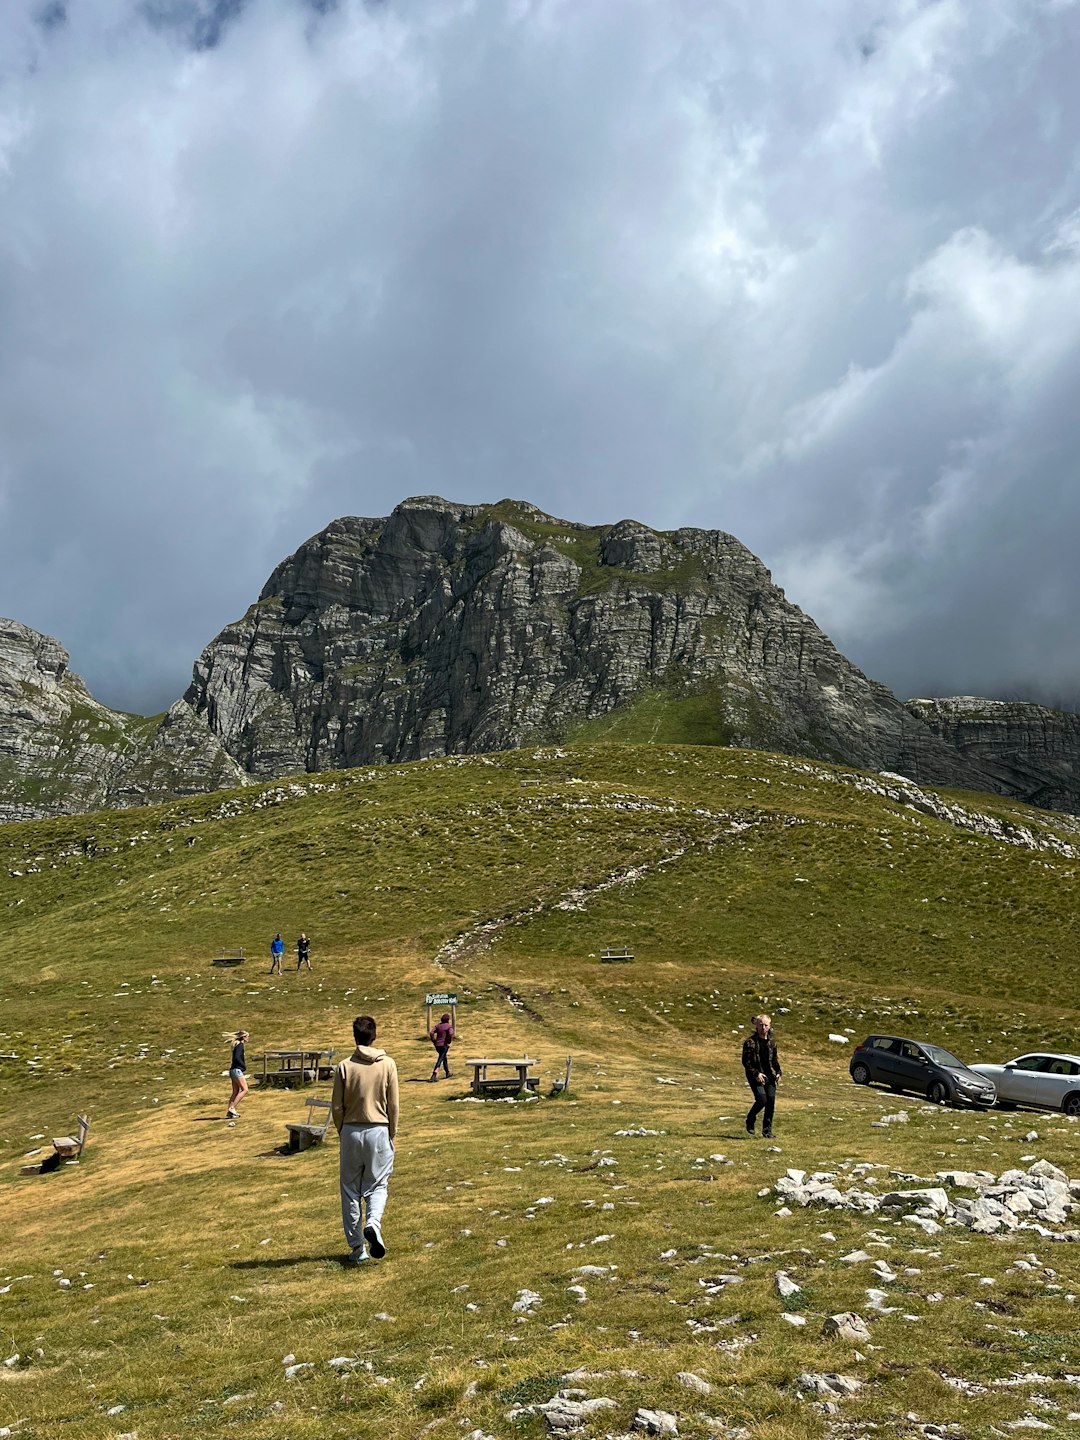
285;1098;333;1152
600;946;635;964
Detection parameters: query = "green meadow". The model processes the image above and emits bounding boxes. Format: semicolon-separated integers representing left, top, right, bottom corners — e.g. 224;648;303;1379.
1;743;1078;1439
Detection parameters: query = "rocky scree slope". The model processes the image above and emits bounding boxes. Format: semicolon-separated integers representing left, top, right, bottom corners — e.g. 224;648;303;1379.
185;495;996;791
0;617;249;823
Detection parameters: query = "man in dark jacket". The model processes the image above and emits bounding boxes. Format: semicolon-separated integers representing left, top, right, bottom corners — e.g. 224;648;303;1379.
742;1014;782;1137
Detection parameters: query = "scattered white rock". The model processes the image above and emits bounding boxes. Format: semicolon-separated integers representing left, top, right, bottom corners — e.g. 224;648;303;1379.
633;1407;678;1435
822;1313;871;1344
676;1371;711;1395
798;1373;862;1398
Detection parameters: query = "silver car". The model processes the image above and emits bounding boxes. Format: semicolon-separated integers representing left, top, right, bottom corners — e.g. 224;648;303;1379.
969;1052;1080;1115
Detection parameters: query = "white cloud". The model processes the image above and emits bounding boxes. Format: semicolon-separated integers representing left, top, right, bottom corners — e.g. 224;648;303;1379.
1;0;1079;710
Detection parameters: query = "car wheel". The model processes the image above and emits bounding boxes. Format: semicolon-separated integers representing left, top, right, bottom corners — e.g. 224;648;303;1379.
851;1063;871;1086
1063;1092;1080;1118
927;1080;949;1105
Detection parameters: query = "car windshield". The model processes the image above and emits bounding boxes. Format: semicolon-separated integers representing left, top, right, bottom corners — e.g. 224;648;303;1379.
923;1044;965;1069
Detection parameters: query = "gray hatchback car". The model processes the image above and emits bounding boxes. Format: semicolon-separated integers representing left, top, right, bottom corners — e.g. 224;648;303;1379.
850;1035;996;1108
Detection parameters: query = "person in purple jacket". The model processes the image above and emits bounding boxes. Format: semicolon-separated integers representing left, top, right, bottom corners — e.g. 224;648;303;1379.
429;1012;454;1081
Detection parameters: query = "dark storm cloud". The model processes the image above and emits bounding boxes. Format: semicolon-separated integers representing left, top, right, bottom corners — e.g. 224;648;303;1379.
1;0;1079;713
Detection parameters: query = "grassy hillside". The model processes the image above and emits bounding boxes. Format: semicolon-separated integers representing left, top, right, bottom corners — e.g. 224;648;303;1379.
1;744;1079;1440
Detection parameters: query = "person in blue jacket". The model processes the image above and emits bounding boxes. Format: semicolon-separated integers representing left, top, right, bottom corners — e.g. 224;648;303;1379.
269;933;285;975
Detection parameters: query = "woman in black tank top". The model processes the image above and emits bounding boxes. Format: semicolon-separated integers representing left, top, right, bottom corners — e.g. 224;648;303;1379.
228;1030;249;1120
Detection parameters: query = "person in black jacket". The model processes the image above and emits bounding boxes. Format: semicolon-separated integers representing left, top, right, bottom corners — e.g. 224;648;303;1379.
742;1014;781;1137
296;933;311;971
227;1030;249;1120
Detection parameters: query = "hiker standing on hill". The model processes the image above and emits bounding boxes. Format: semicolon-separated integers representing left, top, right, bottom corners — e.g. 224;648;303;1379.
332;1015;399;1265
428;1011;454;1081
742;1014;782;1138
227;1030;249;1119
296;933;311;971
269;933;285;975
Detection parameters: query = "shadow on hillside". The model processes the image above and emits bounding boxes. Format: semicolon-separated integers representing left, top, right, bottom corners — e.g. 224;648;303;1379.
232;1254;353;1270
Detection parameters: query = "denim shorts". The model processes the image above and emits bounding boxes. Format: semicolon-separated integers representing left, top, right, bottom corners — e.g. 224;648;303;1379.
229;1068;245;1079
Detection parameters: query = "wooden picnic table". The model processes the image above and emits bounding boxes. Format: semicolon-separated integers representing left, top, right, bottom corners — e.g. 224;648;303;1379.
465;1056;540;1096
254;1048;336;1087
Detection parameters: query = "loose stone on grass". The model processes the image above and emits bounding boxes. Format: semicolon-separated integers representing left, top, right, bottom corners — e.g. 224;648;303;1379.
676;1371;712;1396
822;1312;872;1343
632;1407;678;1435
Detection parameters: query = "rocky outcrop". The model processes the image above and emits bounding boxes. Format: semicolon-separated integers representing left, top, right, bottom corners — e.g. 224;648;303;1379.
6;498;1080;823
905;697;1080;815
0;617;249;823
184;496;997;791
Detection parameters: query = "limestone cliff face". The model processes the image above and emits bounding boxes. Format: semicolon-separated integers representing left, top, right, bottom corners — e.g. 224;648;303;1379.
0;617;250;823
184;496;992;791
7;499;1079;825
905;697;1080;815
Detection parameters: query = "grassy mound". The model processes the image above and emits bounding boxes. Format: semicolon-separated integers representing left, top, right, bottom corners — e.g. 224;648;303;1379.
1;744;1078;1439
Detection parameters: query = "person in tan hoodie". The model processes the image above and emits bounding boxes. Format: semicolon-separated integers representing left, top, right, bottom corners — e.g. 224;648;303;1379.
331;1015;399;1264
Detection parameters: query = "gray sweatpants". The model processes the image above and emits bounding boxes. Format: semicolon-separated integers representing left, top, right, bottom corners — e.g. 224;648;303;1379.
339;1123;394;1251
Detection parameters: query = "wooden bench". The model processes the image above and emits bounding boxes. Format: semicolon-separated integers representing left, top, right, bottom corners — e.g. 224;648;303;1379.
52;1114;90;1161
285;1099;333;1153
466;1057;540;1097
600;946;635;964
212;946;246;967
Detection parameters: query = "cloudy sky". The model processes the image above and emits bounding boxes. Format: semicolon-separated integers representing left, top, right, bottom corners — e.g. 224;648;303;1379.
2;0;1079;714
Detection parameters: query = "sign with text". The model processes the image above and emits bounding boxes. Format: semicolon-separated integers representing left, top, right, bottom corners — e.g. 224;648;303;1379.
425;992;457;1006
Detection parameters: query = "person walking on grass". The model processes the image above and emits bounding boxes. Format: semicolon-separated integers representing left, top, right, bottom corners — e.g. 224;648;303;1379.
296;932;311;971
742;1013;782;1138
269;933;284;975
227;1030;249;1119
332;1015;399;1265
428;1011;454;1081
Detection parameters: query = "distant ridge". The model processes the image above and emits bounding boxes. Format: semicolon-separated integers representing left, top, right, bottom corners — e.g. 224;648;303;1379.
3;496;1080;822
0;616;249;823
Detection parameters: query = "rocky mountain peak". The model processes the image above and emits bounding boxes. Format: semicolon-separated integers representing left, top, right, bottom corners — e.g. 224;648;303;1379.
183;496;998;794
4;498;1080;823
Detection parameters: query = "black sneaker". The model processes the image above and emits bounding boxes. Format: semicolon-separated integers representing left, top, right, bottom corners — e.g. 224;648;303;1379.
762;1129;773;1139
363;1224;386;1259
